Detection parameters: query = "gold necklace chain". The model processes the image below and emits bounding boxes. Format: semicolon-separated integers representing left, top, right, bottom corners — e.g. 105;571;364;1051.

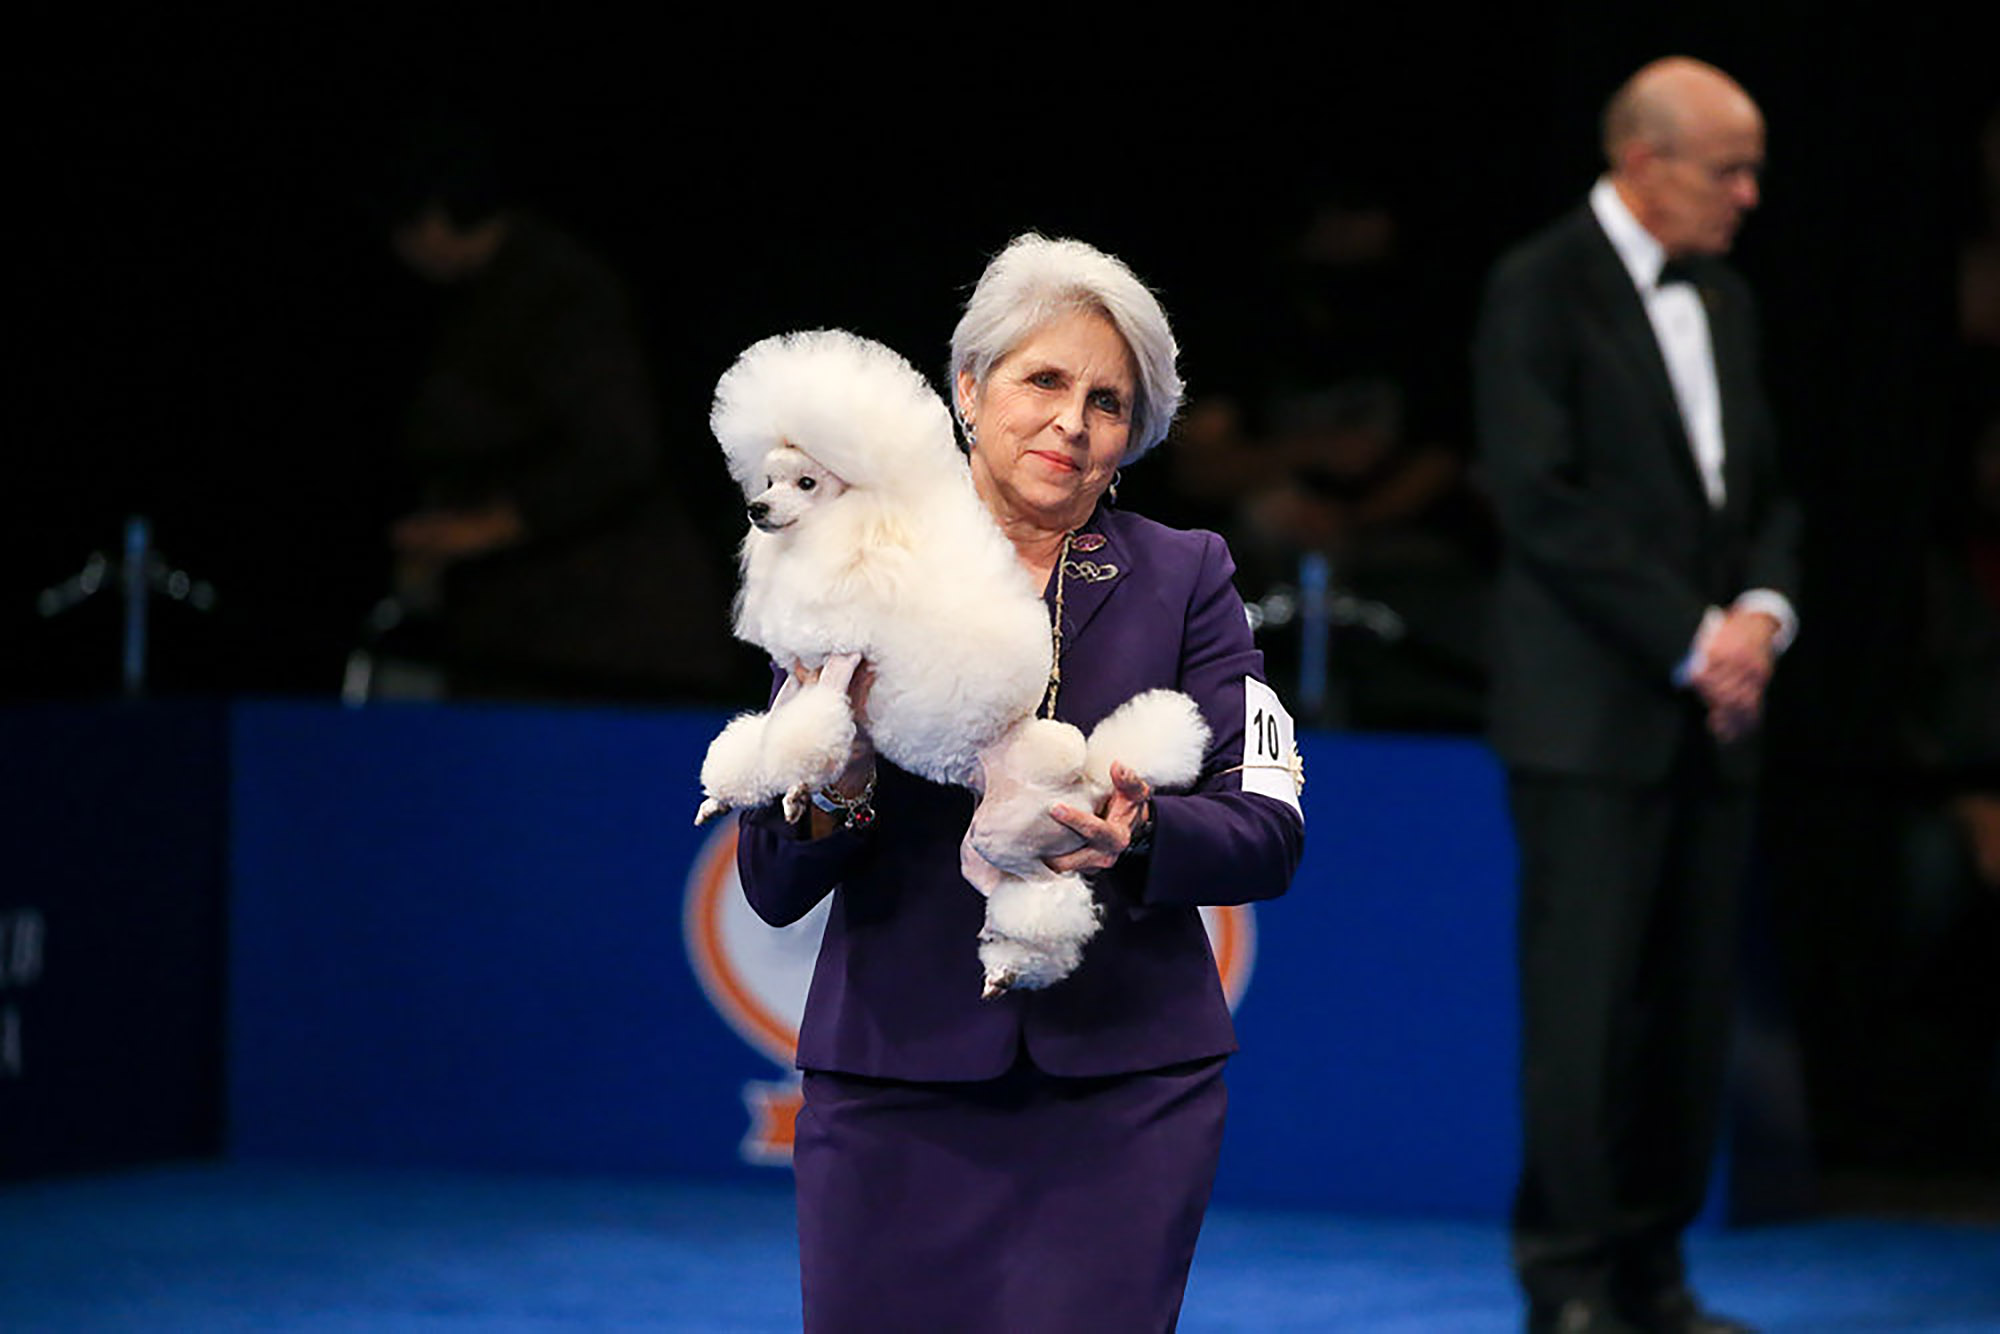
1039;529;1073;720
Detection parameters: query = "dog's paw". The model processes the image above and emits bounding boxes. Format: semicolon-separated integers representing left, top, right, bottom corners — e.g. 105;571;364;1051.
977;930;1047;998
695;797;730;826
781;782;812;825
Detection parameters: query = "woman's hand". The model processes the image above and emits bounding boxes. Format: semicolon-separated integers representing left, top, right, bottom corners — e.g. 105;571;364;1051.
1046;762;1151;874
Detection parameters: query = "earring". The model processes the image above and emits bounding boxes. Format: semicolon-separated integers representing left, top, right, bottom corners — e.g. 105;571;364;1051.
1108;469;1122;504
962;420;978;449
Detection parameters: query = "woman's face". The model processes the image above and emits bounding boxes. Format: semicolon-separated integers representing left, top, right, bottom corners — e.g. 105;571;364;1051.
959;308;1137;537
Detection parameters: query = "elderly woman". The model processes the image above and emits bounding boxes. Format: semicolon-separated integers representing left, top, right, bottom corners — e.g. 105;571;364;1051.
736;234;1304;1332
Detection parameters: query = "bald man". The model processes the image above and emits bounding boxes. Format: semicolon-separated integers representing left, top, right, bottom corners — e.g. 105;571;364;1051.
1474;59;1801;1334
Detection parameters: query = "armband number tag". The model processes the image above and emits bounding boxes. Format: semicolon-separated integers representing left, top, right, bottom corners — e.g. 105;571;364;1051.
1241;677;1303;815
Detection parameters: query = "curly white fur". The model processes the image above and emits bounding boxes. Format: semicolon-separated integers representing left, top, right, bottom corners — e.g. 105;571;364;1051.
963;691;1210;991
696;329;1211;996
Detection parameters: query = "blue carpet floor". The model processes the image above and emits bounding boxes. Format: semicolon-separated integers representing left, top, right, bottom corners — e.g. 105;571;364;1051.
1;1165;1994;1332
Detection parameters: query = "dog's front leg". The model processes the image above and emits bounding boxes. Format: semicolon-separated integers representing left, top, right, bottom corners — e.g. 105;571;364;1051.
777;651;868;822
696;706;776;824
813;651;863;698
959;821;1007;896
769;669;805;711
762;656;864;824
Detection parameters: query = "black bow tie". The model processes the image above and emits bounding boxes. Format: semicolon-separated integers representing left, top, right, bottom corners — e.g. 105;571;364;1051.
1656;260;1700;289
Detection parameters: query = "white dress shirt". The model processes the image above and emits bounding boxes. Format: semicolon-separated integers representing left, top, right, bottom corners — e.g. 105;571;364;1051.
1588;178;1797;677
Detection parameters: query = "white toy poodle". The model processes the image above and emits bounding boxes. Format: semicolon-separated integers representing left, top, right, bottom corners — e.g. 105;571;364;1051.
696;329;1208;996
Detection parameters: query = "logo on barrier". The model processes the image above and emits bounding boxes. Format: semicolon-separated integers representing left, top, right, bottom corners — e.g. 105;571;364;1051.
683;814;1257;1166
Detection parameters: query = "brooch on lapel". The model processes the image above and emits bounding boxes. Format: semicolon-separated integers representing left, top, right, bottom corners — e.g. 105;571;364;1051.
1059;532;1118;581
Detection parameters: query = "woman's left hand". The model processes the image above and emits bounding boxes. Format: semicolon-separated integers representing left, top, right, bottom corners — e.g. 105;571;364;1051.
1046;763;1151;874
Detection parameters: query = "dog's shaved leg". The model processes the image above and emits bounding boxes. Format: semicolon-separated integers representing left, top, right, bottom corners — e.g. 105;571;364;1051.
695;797;731;826
814;651;863;697
958;828;1006;897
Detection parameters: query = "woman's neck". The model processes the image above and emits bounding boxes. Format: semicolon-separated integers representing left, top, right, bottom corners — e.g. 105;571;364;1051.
971;463;1086;588
987;501;1086;592
1008;536;1072;592
1009;527;1069;591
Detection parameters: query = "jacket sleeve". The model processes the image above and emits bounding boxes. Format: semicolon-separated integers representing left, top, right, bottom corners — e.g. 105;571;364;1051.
1732;290;1804;605
1131;532;1305;907
1473;253;1714;679
730;663;874;928
734;802;873;928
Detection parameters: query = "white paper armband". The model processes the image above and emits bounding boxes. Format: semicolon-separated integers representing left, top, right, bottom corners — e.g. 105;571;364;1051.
1240;677;1304;816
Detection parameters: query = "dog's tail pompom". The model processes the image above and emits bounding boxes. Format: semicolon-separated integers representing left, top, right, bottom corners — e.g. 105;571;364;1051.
700;712;773;813
1084;689;1211;793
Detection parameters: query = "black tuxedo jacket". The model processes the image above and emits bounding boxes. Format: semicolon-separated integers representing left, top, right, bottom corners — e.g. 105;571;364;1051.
1473;205;1802;782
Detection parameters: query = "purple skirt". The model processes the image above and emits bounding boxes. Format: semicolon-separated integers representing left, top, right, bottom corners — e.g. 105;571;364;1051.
794;1052;1228;1334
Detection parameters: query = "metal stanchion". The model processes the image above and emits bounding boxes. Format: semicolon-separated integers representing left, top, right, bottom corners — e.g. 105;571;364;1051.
35;515;217;698
1246;552;1407;729
121;517;149;698
1298;552;1331;721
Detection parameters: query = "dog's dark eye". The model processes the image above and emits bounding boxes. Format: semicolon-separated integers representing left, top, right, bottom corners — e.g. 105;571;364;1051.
797;477;817;491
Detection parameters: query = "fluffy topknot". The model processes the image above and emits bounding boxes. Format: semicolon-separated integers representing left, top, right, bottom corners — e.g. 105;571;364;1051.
711;329;960;498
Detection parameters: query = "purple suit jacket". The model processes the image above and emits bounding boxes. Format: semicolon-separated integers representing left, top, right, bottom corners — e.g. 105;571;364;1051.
736;504;1305;1081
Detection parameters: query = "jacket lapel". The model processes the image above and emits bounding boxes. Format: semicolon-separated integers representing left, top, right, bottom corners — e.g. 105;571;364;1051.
1051;511;1128;648
1578;212;1712;508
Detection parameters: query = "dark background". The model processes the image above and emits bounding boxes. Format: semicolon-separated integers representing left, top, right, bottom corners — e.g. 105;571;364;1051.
7;12;1990;712
7;12;1995;1196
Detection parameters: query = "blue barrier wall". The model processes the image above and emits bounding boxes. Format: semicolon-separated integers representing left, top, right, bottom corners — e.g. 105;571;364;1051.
1218;735;1519;1214
227;701;1521;1217
1;703;228;1179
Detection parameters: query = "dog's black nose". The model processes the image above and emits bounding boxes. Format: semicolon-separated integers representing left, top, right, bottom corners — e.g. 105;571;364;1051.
747;501;769;523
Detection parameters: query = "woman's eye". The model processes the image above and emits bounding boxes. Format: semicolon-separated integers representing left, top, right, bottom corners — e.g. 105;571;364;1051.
1090;390;1125;415
1029;370;1062;389
798;476;817;491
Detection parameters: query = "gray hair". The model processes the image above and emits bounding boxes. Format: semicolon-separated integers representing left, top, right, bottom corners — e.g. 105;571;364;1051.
948;233;1183;461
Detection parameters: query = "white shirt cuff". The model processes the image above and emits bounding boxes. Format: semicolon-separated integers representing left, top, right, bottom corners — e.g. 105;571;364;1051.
1732;590;1798;654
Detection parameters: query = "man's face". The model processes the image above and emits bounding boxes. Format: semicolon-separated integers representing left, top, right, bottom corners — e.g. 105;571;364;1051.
1633;101;1765;257
390;205;473;283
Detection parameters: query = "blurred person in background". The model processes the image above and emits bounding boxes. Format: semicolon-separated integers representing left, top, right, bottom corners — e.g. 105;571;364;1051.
1474;59;1800;1334
1872;114;2000;1185
1888;427;2000;1178
1161;192;1491;731
373;117;731;702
